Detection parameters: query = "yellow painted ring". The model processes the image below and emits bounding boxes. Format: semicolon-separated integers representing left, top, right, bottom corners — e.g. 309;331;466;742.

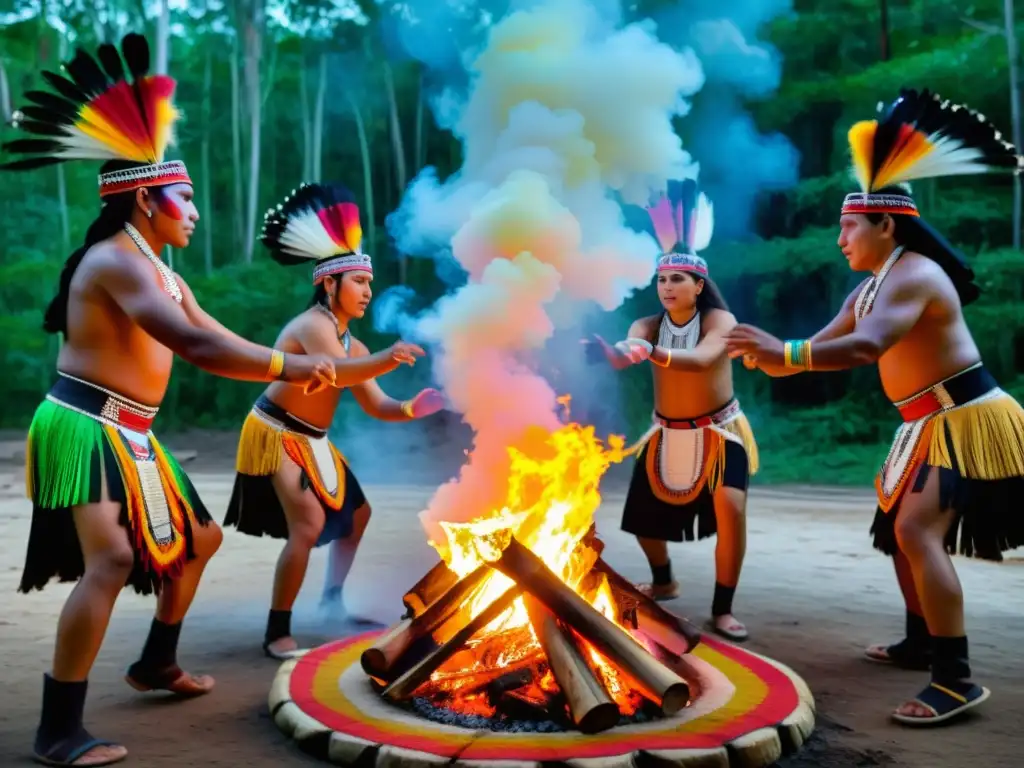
270;631;815;767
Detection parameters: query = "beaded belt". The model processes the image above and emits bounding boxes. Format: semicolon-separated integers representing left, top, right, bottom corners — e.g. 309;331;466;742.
654;399;741;430
47;372;160;433
253;394;328;439
894;364;998;422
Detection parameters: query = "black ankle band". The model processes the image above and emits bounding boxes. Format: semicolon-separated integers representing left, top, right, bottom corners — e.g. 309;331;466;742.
650;562;672;586
906;610;930;643
931;635;971;684
138;619;183;671
711;582;736;617
37;674;88;743
266;609;292;644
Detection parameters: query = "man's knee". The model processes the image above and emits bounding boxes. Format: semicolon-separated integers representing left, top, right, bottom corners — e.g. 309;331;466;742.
88;543;135;585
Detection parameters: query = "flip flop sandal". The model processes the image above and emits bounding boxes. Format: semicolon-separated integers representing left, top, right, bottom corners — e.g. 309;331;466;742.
864;640;931;671
124;664;214;697
891;681;991;727
33;729;126;767
263;641;308;661
706;617;749;642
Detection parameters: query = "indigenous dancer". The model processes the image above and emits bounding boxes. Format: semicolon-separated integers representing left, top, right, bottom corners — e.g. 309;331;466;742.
2;35;342;767
585;179;758;641
224;183;446;659
725;88;1024;726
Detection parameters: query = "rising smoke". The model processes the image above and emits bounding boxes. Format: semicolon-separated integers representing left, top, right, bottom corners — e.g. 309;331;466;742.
651;0;800;238
376;0;706;550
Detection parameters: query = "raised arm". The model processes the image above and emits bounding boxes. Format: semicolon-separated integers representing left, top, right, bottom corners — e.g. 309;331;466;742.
648;310;733;371
797;269;930;370
98;249;332;386
347;338;445;422
292;314;424;388
725;268;930;373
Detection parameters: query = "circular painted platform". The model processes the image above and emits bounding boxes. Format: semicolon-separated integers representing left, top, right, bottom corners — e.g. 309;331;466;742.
268;630;815;768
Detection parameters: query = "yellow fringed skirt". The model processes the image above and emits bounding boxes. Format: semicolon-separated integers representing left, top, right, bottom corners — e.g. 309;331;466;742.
870;365;1024;561
223;395;367;545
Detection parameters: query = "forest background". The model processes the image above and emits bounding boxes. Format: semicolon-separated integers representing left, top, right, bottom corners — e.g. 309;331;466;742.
1;0;1021;484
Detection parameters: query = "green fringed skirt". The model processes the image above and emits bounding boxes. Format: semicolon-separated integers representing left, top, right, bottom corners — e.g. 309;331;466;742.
21;378;211;596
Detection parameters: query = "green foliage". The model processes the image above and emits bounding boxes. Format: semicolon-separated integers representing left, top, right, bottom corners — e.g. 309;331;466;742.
0;1;1022;492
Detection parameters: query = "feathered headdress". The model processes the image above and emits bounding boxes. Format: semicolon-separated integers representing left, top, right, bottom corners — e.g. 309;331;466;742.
261;182;371;283
842;88;1022;216
0;33;190;197
645;178;714;277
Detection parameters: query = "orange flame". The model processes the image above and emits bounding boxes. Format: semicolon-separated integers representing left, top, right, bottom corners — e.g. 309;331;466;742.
422;397;647;715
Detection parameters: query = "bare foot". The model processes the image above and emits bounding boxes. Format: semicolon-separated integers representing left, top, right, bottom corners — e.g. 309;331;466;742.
894;700;936;719
124;667;214;697
636;581;681;601
70;743;129;766
34;737;128;767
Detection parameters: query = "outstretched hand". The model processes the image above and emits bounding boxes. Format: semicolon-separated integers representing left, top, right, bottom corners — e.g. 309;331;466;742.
724;324;785;367
406;388;446;419
389;341;426;366
580;334;651;368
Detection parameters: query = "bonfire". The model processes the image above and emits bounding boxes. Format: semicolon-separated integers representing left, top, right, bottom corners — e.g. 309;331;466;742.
360;415;702;734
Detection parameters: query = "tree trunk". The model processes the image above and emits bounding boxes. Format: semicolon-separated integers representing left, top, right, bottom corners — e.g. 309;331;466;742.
155;0;169;75
347;92;377;256
231;36;245;253
299;56;312;180
1005;0;1022;249
242;5;265;263
202;49;214;276
0;59;11;124
312;53;327;180
383;61;408;283
415;68;425;171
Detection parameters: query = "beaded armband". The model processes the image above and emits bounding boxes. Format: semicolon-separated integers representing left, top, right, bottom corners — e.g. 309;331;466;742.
784;340;813;371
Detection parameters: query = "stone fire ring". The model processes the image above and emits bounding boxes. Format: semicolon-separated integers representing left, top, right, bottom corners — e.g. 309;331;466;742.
268;630;815;768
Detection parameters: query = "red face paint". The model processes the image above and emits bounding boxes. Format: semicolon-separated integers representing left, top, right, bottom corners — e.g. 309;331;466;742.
153;189;183;221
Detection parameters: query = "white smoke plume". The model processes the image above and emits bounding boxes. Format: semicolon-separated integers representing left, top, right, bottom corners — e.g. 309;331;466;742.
385;0;706;549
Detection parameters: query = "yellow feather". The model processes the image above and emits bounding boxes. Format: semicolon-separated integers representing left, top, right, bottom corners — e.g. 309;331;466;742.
77;105;154;163
151;100;180;163
847;120;877;191
873;128;936;190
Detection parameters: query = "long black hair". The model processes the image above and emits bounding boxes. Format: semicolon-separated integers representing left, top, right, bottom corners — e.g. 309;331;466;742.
43;160;141;336
863;185;979;306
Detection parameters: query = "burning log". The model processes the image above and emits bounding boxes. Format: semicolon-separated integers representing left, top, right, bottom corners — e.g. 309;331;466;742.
490;537;690;716
593;558;702;654
402;561;458;617
362;565;494;679
383;585;523;701
401;524;602;618
524;596;620;734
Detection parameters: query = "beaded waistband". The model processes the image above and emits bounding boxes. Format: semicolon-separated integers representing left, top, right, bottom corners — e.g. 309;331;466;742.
252;394;328;439
894;364;998;422
47;372;159;432
654;399;741;430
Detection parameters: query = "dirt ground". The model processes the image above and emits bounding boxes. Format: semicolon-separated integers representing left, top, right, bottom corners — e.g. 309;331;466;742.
1;438;1022;768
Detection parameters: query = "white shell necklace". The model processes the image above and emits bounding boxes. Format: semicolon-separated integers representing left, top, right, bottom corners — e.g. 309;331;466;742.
658;311;701;351
854;244;905;322
124;223;182;303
